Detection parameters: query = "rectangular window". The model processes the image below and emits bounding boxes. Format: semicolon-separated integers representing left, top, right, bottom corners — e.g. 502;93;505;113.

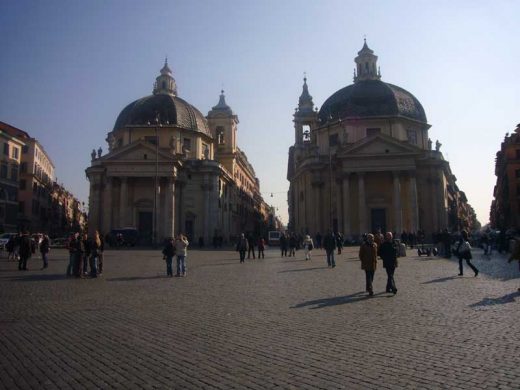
20;180;26;190
407;129;417;145
11;165;18;181
183;138;192;151
0;164;7;178
303;125;311;142
329;133;339;147
22;145;28;154
367;128;381;137
3;143;8;155
20;162;27;173
12;147;19;159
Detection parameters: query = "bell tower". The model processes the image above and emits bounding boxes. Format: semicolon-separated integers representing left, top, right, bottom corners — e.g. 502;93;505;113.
153;58;178;96
354;39;381;82
207;90;239;168
293;75;318;145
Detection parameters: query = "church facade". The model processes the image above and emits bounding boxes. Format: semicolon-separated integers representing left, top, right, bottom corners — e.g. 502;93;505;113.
86;61;269;244
287;41;477;238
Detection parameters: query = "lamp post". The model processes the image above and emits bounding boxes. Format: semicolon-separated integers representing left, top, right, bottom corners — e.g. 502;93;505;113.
149;113;160;247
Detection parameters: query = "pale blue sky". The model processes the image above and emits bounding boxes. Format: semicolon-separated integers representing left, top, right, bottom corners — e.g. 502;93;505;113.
1;0;519;226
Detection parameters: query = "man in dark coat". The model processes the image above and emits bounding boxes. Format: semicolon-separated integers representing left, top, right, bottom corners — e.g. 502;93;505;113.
18;231;33;271
379;232;398;294
323;230;337;268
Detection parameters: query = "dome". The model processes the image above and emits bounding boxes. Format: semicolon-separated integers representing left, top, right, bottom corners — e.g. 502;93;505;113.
113;94;210;136
318;80;427;124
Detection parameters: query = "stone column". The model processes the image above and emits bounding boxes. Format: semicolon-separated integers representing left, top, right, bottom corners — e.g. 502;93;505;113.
342;173;351;237
87;175;102;235
119;177;128;227
163;177;175;238
393;172;402;234
203;174;211;243
358;173;367;234
102;177;113;234
409;173;419;232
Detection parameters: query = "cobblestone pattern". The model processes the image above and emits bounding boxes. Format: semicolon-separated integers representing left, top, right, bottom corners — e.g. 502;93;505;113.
0;247;519;389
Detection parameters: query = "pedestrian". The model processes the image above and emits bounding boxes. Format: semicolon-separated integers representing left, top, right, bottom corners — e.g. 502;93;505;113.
379;232;398;294
323;230;336;268
507;233;520;292
6;235;15;261
288;233;297;257
89;231;101;278
455;230;478;277
236;233;248;263
257;237;265;259
66;233;77;277
18;230;32;271
82;233;91;276
359;233;378;296
162;237;176;277
336;232;343;255
175;233;189;277
40;234;50;270
303;234;314;261
98;233;105;275
247;234;256;259
279;232;288;257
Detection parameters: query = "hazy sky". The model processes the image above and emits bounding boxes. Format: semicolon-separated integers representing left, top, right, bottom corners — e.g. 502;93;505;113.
1;0;519;226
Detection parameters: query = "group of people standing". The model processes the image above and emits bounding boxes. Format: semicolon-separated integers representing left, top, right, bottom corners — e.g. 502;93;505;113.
235;234;265;263
7;232;50;271
162;233;189;277
66;231;104;278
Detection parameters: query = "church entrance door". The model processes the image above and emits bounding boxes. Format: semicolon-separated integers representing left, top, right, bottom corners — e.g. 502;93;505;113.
371;208;386;233
138;211;153;245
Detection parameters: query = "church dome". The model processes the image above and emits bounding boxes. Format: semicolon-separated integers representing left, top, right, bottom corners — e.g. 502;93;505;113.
112;60;211;136
318;80;427;123
318;41;427;124
113;94;210;135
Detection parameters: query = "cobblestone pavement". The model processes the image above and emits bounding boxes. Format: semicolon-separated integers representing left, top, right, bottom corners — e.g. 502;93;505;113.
0;246;519;389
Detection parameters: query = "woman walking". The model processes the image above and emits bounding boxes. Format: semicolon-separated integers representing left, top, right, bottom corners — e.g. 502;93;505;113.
507;233;520;291
456;230;478;277
303;235;314;261
379;232;398;294
359;233;378;296
175;233;189;277
40;234;50;270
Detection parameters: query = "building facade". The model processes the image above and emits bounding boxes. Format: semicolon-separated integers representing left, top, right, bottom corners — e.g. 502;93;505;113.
287;41;477;238
490;124;520;230
0;121;85;234
86;61;269;244
0;126;25;232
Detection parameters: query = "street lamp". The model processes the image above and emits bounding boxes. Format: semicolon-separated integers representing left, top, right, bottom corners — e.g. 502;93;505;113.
148;113;160;246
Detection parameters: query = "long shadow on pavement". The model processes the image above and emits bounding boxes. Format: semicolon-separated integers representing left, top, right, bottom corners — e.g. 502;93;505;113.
107;275;169;282
422;275;460;284
292;291;390;309
1;273;68;282
469;291;520;308
279;267;327;273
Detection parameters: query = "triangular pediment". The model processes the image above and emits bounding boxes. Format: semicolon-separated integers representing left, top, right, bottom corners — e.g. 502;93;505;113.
340;134;422;157
99;140;177;162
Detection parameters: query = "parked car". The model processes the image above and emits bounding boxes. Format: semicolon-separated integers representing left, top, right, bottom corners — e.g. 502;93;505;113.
107;228;139;247
0;232;17;251
50;237;69;248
